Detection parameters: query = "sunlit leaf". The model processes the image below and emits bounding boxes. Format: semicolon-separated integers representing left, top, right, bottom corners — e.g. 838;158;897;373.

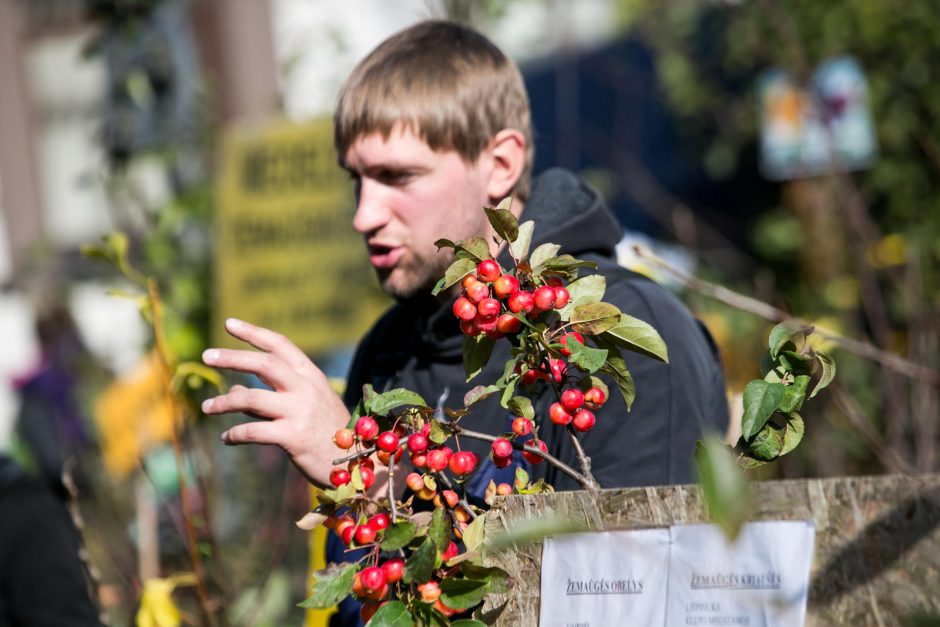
484;207;519;243
741;380;784;440
778;374;810;414
529;243;561;270
809;351;836;398
464;385;500;407
556;275;606;321
569;302;622;335
433;258;477;296
695;436;750;541
367;600;413;626
371;388;427;415
602;314;668;363
509;220;534;260
507;396;534;420
780;412;805;456
456;237;491;263
750;422;784;461
462;514;486;553
298;563;357;609
440;578;489;610
768;321;812;359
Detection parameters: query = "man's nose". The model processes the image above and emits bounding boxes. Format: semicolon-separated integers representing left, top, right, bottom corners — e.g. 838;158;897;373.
351;179;390;235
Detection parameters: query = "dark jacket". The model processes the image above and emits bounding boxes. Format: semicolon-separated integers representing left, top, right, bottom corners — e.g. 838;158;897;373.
343;168;729;493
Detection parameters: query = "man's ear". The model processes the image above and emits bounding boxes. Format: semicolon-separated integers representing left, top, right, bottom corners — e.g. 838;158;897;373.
485;129;527;211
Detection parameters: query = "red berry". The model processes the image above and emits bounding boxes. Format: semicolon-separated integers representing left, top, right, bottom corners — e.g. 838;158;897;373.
549;358;566;383
533;286;556;311
376;447;403;466
477;259;500;282
460;318;480;336
348;457;374;473
559;331;584;356
333;428;355;450
405;472;425;492
520;369;540;385
554;286;571;308
441;490;459;508
493;274;520;298
474;313;498;333
355;416;379;442
561;388;585;412
329;468;351;487
573;409;596;432
461;274;478;289
493;453;513;468
355;524;377;545
465;280;490;303
512;416;533;436
360;602;381;623
491;437;513;458
334;515;355;536
507;290;535;314
426;449;448;472
376;431;399;453
407;433;429;454
441;540;459;562
495;313;522;334
522;439;547;465
341;524;355;545
448;451;478;476
496;482;513;496
549;402;573;425
546;277;564;287
360;566;386;594
418;581;441;603
410;452;427;468
453;296;477;321
369;513;390;531
477;297;501;318
382;558;405;584
359;465;376;490
585;386;607;407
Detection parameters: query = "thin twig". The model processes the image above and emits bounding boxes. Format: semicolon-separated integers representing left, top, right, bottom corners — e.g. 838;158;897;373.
565;426;599;489
387;462;399;523
453;426;596;490
632;245;940;388
436;472;479;521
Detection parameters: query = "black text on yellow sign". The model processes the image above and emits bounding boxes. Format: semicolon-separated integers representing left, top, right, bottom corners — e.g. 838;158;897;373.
214;118;388;355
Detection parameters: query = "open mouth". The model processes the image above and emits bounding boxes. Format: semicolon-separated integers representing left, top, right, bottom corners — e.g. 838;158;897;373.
368;244;404;269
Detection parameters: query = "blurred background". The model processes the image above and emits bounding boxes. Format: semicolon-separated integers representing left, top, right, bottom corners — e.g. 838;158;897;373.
1;0;938;624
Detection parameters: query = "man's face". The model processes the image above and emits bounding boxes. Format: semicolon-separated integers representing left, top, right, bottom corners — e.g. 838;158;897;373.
343;125;495;300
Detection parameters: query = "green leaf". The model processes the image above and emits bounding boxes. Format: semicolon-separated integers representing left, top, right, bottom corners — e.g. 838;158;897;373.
602;314;669;363
499;376;518;409
507;396;534;420
429;419;450;445
463;335;495;382
594;337;636;411
456;237;491;263
319;483;356;505
371;388;428;415
529;243;561;270
464;385;500;407
381;522;417;551
695;436;750;541
509;220;534;261
750;422;784;461
568;343;608;374
569;302;622;335
462;514;485;553
780;412;805;456
514;467;529;490
362;384;377;414
434;238;457;250
484;207;519;243
428;507;450;552
535;255;597;275
777;350;812;374
778;374;810;414
350;465;365;491
741;380;785;440
367;600;413;626
451;620;487;627
440;578;489;610
433;258;477;296
576;376;609;400
298;563;358;608
404;538;437;584
556;275;606;321
768;321;811;358
809;351;836;398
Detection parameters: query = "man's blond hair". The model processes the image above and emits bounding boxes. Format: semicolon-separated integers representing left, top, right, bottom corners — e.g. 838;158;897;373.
334;20;533;200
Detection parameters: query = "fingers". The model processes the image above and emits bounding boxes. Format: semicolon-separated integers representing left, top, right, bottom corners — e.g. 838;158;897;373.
222;318;321;381
201;384;290;419
221;419;286;447
202;347;295;391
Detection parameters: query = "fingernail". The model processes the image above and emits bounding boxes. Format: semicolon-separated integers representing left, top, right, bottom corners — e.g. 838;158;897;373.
202;349;220;364
201;398;214;412
220;430;230;443
226;318;243;330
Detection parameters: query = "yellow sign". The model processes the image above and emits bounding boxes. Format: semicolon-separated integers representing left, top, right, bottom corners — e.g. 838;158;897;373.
94;352;177;477
214;118;388;354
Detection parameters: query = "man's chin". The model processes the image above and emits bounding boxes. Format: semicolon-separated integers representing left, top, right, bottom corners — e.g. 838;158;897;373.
378;267;440;302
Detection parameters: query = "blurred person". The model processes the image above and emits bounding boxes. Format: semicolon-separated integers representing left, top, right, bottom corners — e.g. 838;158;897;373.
0;454;103;626
202;17;727;498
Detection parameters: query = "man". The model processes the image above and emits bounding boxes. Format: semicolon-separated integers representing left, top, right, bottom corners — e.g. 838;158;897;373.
201;20;727;497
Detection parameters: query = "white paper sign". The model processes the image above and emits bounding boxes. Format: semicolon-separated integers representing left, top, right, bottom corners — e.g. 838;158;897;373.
539;521;815;627
539;528;671;627
667;521;815;627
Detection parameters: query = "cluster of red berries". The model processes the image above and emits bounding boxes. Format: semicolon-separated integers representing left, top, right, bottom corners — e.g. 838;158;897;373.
452;259;571;338
548;385;606;432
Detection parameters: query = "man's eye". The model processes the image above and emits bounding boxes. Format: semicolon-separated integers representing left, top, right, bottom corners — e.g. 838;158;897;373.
377;170;411;186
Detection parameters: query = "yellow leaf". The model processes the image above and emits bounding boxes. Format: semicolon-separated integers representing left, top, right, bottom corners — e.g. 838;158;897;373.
135;574;196;627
